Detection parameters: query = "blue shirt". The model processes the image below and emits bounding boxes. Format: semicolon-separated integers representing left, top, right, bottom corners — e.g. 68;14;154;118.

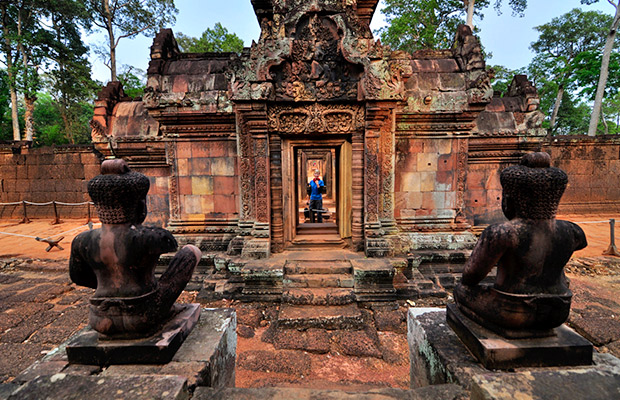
309;179;324;200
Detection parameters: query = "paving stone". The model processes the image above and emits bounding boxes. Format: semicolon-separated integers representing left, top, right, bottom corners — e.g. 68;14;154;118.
28;307;88;344
277;304;363;330
8;373;188;400
237;350;311;375
0;313;25;334
0;274;22;285
1;310;60;343
0;343;51;381
570;304;620;346
31;284;73;303
270;328;330;353
237;325;255;338
332;328;383;358
374;309;407;333
236;306;263;328
13;360;68;384
0;383;19;399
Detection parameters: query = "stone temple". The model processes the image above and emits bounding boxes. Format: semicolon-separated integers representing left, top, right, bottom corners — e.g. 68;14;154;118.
90;0;545;260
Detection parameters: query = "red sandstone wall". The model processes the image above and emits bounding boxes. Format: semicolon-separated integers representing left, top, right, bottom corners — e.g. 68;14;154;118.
543;136;620;215
0;145;102;219
175;138;239;220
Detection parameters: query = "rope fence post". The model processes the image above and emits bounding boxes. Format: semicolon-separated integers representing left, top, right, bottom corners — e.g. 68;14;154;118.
86;202;92;224
603;218;620;257
51;201;61;225
20;201;31;224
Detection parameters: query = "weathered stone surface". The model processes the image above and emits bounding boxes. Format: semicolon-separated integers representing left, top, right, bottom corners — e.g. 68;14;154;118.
374;309;407;333
0;343;55;384
237;325;255;339
8;374;188;400
269;328;330;354
332;328;383;359
193;385;467;400
470;354;620;400
409;308;620;396
0;383;19;400
277;304;363;330
447;304;593;369
66;303;201;365
570;304;620;346
237;350;310;375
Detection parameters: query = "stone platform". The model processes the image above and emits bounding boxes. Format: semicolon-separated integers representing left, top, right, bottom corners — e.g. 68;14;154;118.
446;303;593;369
408;308;620;398
66;303;201;366
6;308;236;399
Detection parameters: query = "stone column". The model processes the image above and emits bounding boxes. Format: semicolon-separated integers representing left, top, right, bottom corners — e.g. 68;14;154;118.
227;103;271;259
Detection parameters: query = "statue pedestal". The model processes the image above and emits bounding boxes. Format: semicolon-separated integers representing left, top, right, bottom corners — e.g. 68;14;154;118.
13;308;237;396
446;304;593;369
408;308;620;398
66;303;201;366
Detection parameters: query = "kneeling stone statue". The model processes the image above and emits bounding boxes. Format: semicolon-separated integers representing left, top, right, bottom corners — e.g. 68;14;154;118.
70;159;201;337
454;152;587;337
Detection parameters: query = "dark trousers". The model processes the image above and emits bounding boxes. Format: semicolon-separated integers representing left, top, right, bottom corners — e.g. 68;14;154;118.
309;199;323;223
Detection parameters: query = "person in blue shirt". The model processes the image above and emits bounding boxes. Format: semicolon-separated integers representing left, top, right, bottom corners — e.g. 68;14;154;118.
307;169;325;223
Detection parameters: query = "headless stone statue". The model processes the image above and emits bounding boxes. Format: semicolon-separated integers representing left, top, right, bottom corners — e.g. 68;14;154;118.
454;152;587;337
69;159;201;337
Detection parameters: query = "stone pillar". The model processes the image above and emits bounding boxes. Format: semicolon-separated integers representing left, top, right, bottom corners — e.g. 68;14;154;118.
227;103;271;259
364;103;393;257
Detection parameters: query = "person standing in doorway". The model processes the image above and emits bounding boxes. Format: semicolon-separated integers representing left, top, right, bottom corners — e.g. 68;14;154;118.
308;169;325;223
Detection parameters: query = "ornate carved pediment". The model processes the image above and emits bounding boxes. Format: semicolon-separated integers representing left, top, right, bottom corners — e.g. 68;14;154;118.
268;103;364;133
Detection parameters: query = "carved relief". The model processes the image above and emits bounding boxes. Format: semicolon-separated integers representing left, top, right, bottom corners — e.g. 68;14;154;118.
455;138;468;221
268;103;364;134
365;135;380;222
254;138;270;223
166;141;180;219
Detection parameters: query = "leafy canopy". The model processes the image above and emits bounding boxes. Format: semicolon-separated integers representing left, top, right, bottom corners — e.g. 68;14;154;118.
176;23;244;53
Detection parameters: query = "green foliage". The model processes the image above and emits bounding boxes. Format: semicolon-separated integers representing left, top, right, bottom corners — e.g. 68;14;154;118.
572;50;620;99
86;0;178;81
488;64;525;95
0;69;13;141
378;0;528;52
32;92;93;146
176;23;244;53
553;91;591;135
118;65;146;98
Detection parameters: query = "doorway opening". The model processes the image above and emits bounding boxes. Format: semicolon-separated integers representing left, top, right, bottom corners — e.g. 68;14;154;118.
282;138;352;248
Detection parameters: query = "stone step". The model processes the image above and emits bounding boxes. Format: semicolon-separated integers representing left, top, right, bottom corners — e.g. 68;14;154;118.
277;304;363;330
283;274;354;288
297;222;338;234
292;234;343;245
282;288;355;305
284;261;352;275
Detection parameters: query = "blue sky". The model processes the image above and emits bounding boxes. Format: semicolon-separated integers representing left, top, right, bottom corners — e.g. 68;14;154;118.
88;0;615;82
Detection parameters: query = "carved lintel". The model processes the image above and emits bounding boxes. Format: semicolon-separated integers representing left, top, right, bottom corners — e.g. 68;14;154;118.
267;103;365;134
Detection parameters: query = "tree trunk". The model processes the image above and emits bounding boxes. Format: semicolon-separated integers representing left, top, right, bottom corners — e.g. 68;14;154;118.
103;0;117;81
1;5;21;141
587;2;620;136
23;94;36;141
601;109;609;135
549;85;564;131
466;0;475;29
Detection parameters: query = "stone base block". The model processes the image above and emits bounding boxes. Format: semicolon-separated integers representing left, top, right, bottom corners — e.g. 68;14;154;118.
408;307;620;398
14;308;236;392
447;303;593;369
8;374;188;400
66;303;201;366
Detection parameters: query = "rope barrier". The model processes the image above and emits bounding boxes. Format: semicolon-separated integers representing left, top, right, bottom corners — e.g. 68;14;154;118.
0;222;101;252
0;201;93;206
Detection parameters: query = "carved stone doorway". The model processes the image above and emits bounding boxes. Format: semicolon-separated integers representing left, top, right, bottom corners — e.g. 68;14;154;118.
281;138;353;247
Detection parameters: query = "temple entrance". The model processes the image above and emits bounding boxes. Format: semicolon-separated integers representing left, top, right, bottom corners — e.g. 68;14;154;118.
281;138;352;248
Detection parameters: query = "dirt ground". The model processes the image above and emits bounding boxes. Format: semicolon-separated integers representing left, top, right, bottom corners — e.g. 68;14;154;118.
0;216;619;388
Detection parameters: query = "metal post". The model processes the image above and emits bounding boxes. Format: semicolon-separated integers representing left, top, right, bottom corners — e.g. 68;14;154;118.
51;201;61;225
603;218;620;257
20;200;31;224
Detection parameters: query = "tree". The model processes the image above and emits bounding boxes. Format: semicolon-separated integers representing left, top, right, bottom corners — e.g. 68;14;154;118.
86;0;178;82
582;0;620;136
529;9;612;131
176;23;244;53
45;0;97;144
379;0;527;52
488;64;525;95
465;0;527;28
118;65;146;98
0;2;21;140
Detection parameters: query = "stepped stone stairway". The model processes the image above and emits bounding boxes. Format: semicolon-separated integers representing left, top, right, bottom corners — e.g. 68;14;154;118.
289;222;345;249
278;259;362;330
